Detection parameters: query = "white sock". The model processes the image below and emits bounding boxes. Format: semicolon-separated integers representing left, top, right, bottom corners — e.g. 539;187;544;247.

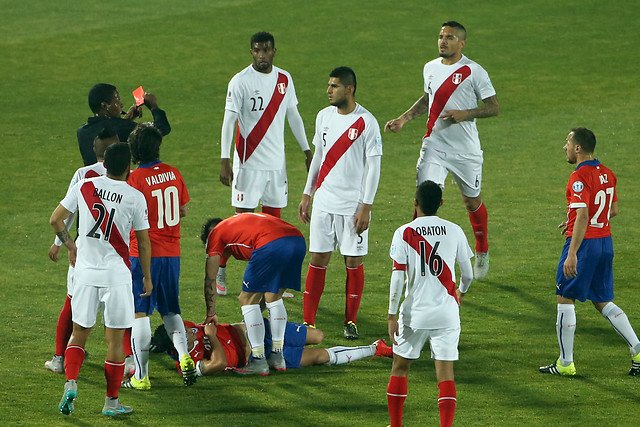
217;266;226;280
601;302;640;355
556;304;576;365
131;316;151;379
265;299;287;353
241;304;265;359
163;313;189;359
326;344;375;365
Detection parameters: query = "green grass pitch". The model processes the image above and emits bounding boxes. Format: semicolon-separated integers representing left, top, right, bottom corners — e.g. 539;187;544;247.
1;0;639;425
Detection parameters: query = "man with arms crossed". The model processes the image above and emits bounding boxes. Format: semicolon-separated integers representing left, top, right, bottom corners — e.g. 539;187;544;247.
299;66;382;339
539;128;640;376
386;181;473;427
217;31;311;295
51;143;152;417
122;123;196;390
385;21;499;280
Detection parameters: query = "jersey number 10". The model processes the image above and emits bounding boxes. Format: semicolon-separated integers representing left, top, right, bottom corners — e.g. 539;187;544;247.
151;186;180;229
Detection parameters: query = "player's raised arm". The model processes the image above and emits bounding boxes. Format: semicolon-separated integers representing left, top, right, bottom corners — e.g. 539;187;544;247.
384;93;429;133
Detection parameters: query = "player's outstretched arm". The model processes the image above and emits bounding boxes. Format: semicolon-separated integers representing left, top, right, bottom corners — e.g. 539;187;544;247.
384;93;429;133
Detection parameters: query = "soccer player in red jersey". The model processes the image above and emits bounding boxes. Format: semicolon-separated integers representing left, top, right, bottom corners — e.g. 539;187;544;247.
539;128;640;376
45;127;118;374
385;21;499;280
150;318;392;376
202;214;306;375
122;123;196;390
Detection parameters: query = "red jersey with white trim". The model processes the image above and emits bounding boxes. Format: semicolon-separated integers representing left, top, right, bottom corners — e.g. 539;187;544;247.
127;161;190;257
206;213;303;260
565;159;617;239
60;176;149;287
422;55;495;155
182;321;245;369
389;216;473;329
306;104;382;215
226;65;298;170
54;162;107;246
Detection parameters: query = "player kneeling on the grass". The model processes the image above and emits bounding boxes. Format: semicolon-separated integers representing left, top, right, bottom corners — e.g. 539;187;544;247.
50;142;152;417
122;123;196;391
201;213;305;375
150;318;392;376
539;128;640;377
386;181;473;427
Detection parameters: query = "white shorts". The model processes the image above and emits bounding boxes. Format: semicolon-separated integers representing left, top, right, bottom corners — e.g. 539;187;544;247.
71;282;134;329
232;167;288;209
66;265;75;296
308;208;368;256
416;145;483;198
393;323;460;361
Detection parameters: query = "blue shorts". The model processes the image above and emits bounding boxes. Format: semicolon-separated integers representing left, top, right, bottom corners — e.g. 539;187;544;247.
243;236;306;294
556;237;614;303
262;319;308;369
130;256;181;316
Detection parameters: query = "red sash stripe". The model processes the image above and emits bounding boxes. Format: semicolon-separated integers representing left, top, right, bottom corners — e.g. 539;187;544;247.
316;116;366;190
425;65;471;138
402;228;458;303
236;72;289;163
80;181;131;269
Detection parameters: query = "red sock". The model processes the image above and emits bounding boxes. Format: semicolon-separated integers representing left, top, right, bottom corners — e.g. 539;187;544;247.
387;375;408;427
261;206;281;218
468;202;489;253
437;380;457;427
123;328;132;357
345;264;365;324
64;345;85;381
303;264;327;325
104;360;125;398
55;295;73;356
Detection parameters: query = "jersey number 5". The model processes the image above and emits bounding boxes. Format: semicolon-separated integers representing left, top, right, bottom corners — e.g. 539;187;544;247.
419;241;444;277
151;186;180;229
87;203;116;240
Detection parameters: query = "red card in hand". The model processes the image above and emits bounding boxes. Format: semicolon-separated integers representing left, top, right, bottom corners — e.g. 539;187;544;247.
132;86;145;107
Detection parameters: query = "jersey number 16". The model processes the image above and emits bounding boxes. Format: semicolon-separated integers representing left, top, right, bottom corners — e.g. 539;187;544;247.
419;241;444;277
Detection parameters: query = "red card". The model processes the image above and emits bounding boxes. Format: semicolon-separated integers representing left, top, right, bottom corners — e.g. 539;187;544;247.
132;86;145;106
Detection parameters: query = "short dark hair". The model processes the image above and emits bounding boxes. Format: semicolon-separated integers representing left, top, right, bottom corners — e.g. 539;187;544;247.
570;127;597;153
442;21;467;40
128;123;162;164
200;217;224;245
88;83;117;114
93;125;118;159
250;32;275;48
329;66;357;95
150;324;175;354
416;181;443;216
103;142;131;176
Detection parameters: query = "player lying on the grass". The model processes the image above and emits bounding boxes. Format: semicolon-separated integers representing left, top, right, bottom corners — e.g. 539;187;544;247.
149;318;393;376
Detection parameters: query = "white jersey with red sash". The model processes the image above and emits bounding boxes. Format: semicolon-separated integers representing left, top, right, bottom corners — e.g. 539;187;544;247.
309;103;382;215
422;55;495;155
389;215;473;329
60;175;149;287
225;64;298;171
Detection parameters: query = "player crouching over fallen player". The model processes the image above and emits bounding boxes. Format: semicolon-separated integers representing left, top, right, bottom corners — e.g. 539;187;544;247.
150;318;393;376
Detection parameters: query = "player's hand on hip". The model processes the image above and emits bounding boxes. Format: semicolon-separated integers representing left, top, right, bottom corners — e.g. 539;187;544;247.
563;254;578;278
388;317;399;346
48;244;60;262
298;194;311;224
219;159;233;186
384;117;405;133
140;277;153;297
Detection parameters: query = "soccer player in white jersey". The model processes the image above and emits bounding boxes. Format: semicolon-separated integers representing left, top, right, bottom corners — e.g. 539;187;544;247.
45;127;118;374
385;21;499;280
50;142;152;418
386;181;473;427
298;66;382;339
217;31;311;296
